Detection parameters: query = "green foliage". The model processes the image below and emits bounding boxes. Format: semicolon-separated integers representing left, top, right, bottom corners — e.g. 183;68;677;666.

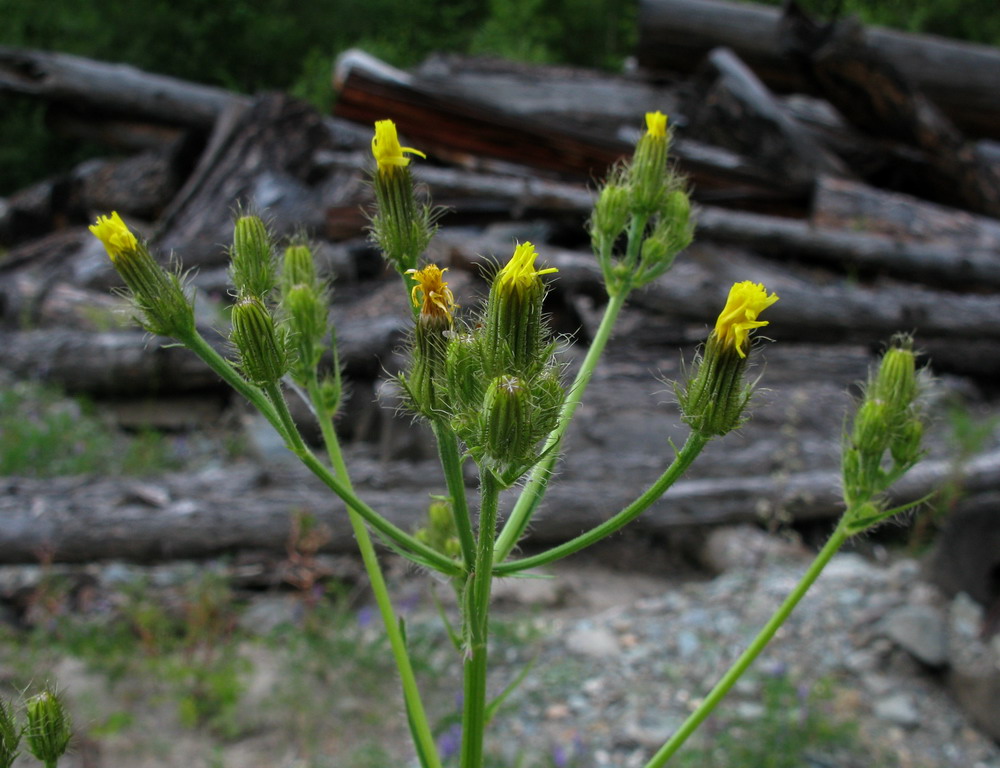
0;0;637;194
0;379;178;477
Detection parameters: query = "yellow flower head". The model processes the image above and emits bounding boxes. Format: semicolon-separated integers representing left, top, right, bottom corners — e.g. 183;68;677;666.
89;211;138;263
645;111;668;138
407;264;456;321
372;119;426;173
714;281;779;358
495;242;558;296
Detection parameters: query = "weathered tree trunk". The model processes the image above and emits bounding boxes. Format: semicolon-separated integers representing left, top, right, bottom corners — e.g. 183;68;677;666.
636;0;1000;140
779;4;1000;218
0;46;246;128
333;49;807;211
1;446;996;564
683;47;846;191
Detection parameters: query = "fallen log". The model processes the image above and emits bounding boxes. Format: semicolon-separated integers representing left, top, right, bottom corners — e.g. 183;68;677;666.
333;49;807;211
811;176;1000;248
0;440;995;564
636;0;1000;140
683;47;846;189
0;46;247;129
695;206;1000;290
155;94;338;265
779;4;1000;218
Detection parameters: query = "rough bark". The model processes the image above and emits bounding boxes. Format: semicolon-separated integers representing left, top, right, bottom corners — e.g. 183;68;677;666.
636;0;1000;140
0;45;246;128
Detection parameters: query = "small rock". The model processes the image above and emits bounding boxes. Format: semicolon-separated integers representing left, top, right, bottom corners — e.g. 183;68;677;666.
874;693;921;728
565;626;619;658
882;604;948;667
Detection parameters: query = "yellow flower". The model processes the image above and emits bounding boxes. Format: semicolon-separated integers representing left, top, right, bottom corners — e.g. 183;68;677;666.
407;264;456;320
371;119;426;173
714;281;779;358
645;111;668;138
495;242;558;296
89;211;138;263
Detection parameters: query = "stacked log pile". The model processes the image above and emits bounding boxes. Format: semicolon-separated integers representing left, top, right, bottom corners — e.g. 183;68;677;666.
0;1;998;581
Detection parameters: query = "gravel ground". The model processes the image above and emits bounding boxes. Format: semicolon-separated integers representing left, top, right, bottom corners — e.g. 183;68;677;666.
475;530;1000;768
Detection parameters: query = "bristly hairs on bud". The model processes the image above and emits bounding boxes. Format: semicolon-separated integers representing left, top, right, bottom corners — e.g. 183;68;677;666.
368;119;439;277
0;697;21;768
89;211;196;339
231;294;291;386
278;240;336;390
230;209;277;299
590;112;694;296
841;334;929;534
24;688;71;767
677;281;778;437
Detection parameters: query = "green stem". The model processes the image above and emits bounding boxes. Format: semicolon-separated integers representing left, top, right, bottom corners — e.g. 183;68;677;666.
179;330;285;435
493;288;630;561
178;331;459;575
432;419;476;570
642;520;851;768
494;431;709;576
307;374;442;768
460;472;501;768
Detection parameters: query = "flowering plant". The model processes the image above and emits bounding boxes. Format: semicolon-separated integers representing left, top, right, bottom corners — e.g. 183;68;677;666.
38;113;930;768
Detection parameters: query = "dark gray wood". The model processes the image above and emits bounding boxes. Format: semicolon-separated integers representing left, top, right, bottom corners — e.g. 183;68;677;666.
636;0;1000;140
0;46;247;128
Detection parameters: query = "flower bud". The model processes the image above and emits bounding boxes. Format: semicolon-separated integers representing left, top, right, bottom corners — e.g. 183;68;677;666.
282;243;318;288
630;111;671;215
89;212;196;338
678;281;778;437
401;264;455;417
369;120;433;275
414;499;461;560
890;416;924;468
231;295;290;385
284;283;329;378
481;375;533;465
873;340;919;424
482;242;557;376
851;400;891;456
445;332;484;413
25;690;71;766
230;215;275;298
590;182;631;248
0;698;21;768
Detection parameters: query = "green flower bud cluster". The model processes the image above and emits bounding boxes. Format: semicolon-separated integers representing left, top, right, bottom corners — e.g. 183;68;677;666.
401;245;564;485
89;212;196;338
224;215;292;387
589;112;694;295
25;690;71;767
446;244;564;484
842;335;926;534
414;499;462;560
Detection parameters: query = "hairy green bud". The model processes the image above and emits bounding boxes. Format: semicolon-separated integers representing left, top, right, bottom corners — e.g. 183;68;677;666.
230;215;275;298
629;111;671;215
89;212;195;338
25;690;71;766
481;375;533;465
282;243;317;288
0;698;21;768
482;243;557;376
231;295;289;385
